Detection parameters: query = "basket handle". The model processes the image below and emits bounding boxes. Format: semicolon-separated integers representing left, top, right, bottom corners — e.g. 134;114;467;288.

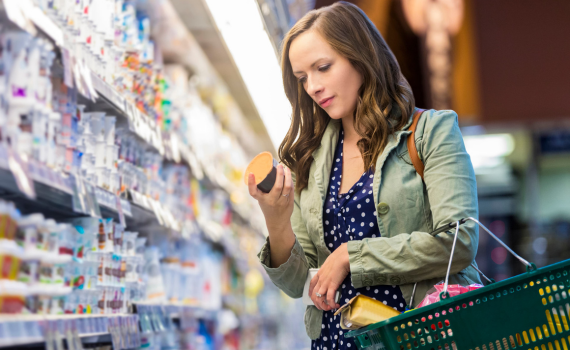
436;217;536;300
408;217;537;307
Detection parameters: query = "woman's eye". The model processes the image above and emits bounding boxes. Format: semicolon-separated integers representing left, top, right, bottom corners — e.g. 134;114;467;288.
319;65;330;72
298;77;307;84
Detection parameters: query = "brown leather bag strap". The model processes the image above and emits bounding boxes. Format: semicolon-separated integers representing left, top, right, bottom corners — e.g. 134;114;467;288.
407;108;426;180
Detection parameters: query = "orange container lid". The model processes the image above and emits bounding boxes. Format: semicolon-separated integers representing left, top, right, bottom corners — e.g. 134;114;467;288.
244;152;274;185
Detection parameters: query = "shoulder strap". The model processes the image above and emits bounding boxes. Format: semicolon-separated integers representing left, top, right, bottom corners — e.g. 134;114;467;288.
407;108;426;180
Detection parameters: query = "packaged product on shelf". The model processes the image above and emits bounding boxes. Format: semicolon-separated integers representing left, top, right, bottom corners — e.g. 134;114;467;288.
45;220;60;254
135;237;147;255
122;231;138;256
103;218;115;253
36;218;52;251
15;213;43;250
125;256;141;283
58;223;75;256
138;305;157;350
0;280;27;313
18;250;41;285
161;255;181;303
114;223;124;251
51;254;71;286
0;240;23;280
143;247;165;301
70;260;85;290
51;293;66;315
70;217;113;255
85;260;99;289
0;200;19;240
103;254;113;285
180;238;202;306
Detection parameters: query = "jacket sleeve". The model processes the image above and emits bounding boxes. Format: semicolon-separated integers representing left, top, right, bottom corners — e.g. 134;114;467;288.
257;179;318;298
347;109;479;288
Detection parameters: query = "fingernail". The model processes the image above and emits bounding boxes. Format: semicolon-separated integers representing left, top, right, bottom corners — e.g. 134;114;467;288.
278;164;283;170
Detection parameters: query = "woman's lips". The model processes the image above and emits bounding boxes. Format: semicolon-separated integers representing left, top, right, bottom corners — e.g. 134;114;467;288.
320;97;334;108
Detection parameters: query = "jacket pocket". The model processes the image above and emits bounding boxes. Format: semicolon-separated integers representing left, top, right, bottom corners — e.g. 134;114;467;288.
304;305;323;340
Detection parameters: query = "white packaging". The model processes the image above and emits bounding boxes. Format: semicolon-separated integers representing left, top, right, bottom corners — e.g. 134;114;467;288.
104;116;116;145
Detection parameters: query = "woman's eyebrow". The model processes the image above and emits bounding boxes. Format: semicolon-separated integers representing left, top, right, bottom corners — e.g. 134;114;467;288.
293;58;329;75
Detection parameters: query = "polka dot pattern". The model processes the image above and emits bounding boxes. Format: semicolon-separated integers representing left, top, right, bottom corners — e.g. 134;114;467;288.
314;129;406;350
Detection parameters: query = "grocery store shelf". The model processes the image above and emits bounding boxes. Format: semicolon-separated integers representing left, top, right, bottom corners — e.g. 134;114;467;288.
0;164;177;236
0;167;80;221
167;0;275;154
0;332;112;349
0;313;115;349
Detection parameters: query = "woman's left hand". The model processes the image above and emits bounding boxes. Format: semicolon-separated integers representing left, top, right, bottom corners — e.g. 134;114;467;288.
309;242;350;311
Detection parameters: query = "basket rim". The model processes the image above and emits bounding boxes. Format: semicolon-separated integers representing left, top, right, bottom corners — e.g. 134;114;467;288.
345;258;570;339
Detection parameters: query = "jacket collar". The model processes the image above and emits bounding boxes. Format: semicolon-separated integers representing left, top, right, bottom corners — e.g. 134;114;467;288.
311;119;341;201
310;108;419;202
372;107;420;205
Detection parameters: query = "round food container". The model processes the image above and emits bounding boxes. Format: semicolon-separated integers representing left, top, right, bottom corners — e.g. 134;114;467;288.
244;152;278;193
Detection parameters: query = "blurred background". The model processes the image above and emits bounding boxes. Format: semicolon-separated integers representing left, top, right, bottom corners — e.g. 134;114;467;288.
0;0;568;349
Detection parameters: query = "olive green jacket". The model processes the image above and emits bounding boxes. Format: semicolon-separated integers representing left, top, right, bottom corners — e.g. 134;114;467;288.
257;109;482;339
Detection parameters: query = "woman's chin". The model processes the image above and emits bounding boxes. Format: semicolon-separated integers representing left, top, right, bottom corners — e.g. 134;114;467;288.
327;112;343;120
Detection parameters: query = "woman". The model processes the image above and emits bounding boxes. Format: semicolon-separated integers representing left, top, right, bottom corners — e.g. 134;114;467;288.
247;2;481;348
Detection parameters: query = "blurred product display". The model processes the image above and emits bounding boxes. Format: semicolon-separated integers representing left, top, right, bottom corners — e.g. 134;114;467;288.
0;0;308;349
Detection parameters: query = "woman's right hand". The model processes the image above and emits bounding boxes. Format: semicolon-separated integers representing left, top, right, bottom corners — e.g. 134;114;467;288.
247;164;294;232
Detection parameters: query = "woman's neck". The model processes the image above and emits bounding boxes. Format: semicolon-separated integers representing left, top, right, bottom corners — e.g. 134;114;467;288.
341;114;360;145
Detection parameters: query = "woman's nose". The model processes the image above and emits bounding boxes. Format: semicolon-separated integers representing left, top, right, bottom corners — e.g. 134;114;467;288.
307;77;323;96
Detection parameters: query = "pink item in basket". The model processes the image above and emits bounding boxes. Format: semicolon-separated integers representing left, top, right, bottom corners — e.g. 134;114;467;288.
417;282;484;308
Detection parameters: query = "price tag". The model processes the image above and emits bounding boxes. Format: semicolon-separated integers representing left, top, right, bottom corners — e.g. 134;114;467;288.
62;47;74;88
71;175;89;214
8;150;36;199
148;198;164;226
72;55;87;98
71;176;101;217
0;145;8;169
95;187;111;209
84;180;102;218
115;195;126;227
54;171;70;194
130;190;143;207
81;61;98;100
121;199;132;217
63;175;75;195
140;195;151;211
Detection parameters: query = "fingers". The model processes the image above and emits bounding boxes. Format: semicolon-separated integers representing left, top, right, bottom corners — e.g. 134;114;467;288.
269;164;285;201
316;285;331;311
314;273;340;311
327;286;340;310
281;166;293;199
247;173;259;198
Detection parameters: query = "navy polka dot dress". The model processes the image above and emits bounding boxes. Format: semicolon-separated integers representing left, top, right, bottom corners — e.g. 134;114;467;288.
312;129;407;350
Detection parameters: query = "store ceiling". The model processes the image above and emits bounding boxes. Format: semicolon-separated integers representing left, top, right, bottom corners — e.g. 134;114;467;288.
170;0;275;154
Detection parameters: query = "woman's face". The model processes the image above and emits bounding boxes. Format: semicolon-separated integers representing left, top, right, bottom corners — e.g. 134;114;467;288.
289;30;363;120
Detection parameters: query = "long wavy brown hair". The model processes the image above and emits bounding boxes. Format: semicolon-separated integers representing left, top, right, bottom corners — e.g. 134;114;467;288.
278;1;415;192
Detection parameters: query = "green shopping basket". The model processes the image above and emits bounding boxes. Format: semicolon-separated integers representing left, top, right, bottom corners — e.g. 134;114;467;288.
345;217;570;350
